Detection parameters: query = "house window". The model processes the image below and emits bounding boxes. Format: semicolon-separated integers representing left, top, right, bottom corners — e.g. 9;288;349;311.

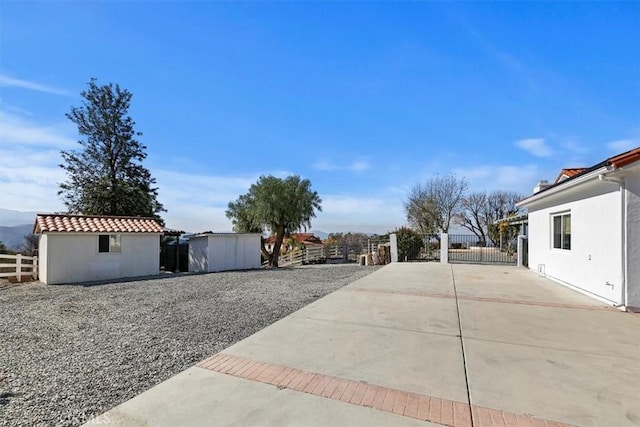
552;213;571;250
98;234;121;253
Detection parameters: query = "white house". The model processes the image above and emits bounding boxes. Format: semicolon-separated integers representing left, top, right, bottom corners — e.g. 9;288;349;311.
517;147;640;311
34;214;163;285
188;232;261;273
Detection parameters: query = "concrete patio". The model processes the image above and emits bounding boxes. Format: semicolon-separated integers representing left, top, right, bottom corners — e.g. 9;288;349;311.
89;263;640;427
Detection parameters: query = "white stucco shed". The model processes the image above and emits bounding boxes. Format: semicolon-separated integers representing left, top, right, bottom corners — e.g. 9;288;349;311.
34;214;163;285
188;233;261;273
517;147;640;311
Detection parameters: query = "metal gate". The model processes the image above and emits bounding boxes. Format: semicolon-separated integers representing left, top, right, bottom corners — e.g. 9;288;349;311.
398;234;440;262
447;235;517;265
522;237;529;267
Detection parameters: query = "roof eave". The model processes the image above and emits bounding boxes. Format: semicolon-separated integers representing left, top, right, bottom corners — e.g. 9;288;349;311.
516;165;609;208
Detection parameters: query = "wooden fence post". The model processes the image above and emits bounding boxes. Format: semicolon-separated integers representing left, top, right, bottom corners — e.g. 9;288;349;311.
33;256;38;280
16;254;22;282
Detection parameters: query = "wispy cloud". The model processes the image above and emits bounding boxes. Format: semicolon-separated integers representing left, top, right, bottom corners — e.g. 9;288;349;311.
0;104;76;212
453;164;542;195
0;110;75;148
154;170;255;207
313;160;338;171
0;73;70;96
0;146;66;212
515;138;553;157
607;139;639;153
312;193;405;234
0;99;32;116
313;158;371;173
347;160;371;172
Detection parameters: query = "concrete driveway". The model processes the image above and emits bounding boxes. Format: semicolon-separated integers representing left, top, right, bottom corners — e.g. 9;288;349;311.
91;263;640;427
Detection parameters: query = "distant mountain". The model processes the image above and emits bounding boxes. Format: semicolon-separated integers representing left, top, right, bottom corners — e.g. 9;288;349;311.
0;224;33;250
0;209;38;227
310;230;329;240
309;230;393;239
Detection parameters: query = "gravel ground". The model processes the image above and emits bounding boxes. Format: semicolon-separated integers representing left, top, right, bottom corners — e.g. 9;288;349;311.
0;264;379;427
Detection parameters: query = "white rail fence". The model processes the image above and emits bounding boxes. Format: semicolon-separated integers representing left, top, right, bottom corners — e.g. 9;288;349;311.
0;254;38;282
263;240;392;268
262;250;306;268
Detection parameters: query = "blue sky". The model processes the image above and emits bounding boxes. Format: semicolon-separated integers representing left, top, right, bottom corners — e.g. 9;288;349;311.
1;2;639;234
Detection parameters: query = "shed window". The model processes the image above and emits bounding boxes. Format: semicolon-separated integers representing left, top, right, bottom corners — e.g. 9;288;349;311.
552;213;571;250
98;234;121;253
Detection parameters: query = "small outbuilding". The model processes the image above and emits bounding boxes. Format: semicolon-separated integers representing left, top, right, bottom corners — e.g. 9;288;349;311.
34;214;163;285
188;232;261;273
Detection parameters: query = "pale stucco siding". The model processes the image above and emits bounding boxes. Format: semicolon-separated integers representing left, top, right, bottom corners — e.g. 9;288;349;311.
42;233;160;285
188;236;209;273
527;182;622;304
625;168;640;308
209;234;261;272
188;234;261;273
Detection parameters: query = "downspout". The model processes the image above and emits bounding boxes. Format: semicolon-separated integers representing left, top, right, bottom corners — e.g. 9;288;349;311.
598;172;627;309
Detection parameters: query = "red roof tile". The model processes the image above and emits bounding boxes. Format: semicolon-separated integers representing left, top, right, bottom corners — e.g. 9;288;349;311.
34;214;164;234
609;147;640;168
264;233;322;244
554;168;587;183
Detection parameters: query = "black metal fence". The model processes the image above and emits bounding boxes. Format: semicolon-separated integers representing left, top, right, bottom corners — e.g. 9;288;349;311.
447;235;516;265
397;234;440;262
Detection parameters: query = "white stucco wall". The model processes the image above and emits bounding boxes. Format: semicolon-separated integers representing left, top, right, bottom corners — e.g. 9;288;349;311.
527;181;623;304
625;167;640;308
188;234;261;273
41;233;160;285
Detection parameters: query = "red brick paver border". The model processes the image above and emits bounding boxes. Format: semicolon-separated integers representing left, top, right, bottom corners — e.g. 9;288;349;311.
197;353;574;427
342;287;615;312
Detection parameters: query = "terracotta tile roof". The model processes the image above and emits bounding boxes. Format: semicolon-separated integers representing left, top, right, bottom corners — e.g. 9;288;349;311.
264;233;323;244
519;146;640;204
554;168;587;183
291;233;317;243
34;214;164;234
609;147;640;168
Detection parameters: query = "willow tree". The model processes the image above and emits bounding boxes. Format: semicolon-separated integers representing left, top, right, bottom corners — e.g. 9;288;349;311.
226;175;322;267
59;78;165;223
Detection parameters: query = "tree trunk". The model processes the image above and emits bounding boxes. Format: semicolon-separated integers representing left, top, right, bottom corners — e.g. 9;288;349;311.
269;227;286;267
260;237;271;264
270;238;282;267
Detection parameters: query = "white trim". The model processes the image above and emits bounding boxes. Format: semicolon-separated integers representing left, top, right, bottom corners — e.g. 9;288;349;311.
550;211;571;251
97;234;122;254
517;166;609;207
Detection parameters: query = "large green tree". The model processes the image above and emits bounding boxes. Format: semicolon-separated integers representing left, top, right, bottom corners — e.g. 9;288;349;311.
226;175;322;267
59;78;165;223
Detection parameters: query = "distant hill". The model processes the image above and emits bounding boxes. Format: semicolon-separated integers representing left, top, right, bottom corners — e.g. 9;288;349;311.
0;209;38;227
0;224;33;250
310;230;329;240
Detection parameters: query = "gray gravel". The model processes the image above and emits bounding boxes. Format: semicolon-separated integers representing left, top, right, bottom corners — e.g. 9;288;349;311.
0;264;378;427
